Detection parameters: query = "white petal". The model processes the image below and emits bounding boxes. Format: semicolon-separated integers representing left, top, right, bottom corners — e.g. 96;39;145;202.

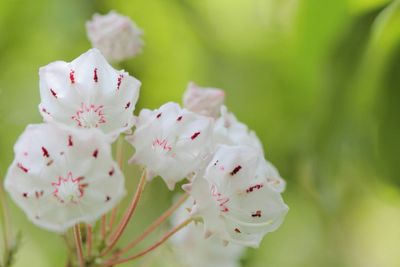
183;82;225;118
4;123;125;232
39;49;141;138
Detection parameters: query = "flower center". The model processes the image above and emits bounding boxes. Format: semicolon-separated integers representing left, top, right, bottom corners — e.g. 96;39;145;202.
52;172;87;204
72;103;106;128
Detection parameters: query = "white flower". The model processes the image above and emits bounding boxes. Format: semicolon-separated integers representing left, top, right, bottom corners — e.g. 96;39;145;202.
4;123;125;233
183;82;225;118
214;106;286;192
86;11;144;62
185;145;288;248
39;48;141;139
170;197;245;267
126;102;214;190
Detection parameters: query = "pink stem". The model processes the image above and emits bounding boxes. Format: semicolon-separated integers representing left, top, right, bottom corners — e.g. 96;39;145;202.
100;170;147;256
103;218;193;266
73;225;85;267
111;193;189;258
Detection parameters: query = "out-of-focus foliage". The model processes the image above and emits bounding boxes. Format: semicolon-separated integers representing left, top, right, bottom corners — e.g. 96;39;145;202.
0;0;399;266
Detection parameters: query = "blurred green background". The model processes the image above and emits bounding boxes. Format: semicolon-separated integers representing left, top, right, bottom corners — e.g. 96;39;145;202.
1;0;400;266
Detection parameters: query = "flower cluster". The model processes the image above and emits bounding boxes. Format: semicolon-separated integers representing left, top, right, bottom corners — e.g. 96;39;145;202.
3;10;288;267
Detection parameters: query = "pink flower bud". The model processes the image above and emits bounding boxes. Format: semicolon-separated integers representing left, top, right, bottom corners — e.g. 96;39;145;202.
183;82;225;118
86;11;144;62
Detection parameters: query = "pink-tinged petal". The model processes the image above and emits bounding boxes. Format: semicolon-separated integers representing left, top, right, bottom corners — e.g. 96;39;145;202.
183;82;225;118
86;11;144;62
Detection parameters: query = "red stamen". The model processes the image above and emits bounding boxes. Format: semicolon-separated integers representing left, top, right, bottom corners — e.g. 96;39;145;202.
230;165;242;176
117;74;124;90
251;210;262;218
191;132;200;140
17;163;28;173
93;68;98;82
246;184;264;193
41;146;49;158
70;69;75;84
50;88;57;98
68;135;73;146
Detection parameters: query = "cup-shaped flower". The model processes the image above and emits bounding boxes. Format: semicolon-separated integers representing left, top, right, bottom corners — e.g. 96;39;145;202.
183;82;225;118
39;48;141;139
126;102;214;190
186;145;288;247
4;123;125;232
86;11;144;62
170;197;245;267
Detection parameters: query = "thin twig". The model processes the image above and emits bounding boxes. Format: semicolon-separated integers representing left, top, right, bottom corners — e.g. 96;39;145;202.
73;225;85;267
112;193;189;258
100;170;147;256
103;218;193;266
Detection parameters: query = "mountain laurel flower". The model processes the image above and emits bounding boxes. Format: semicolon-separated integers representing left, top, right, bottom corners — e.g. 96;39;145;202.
185;145;289;247
39;48;141;139
183;82;225;118
4;123;125;233
126;102;214;190
86;11;144;62
170;197;245;267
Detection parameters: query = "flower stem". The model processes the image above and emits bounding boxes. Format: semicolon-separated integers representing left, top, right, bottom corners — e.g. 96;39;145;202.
103;218;193;266
101;170;147;256
73;225;85;267
86;225;93;259
112;193;189;258
101;215;107;240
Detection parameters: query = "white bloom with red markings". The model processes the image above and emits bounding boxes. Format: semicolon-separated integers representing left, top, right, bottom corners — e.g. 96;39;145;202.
126;102;214;190
214;106;286;192
185;145;288;247
170;197;245;267
183;82;225;118
39;48;141;139
86;11;144;62
4;123;125;233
